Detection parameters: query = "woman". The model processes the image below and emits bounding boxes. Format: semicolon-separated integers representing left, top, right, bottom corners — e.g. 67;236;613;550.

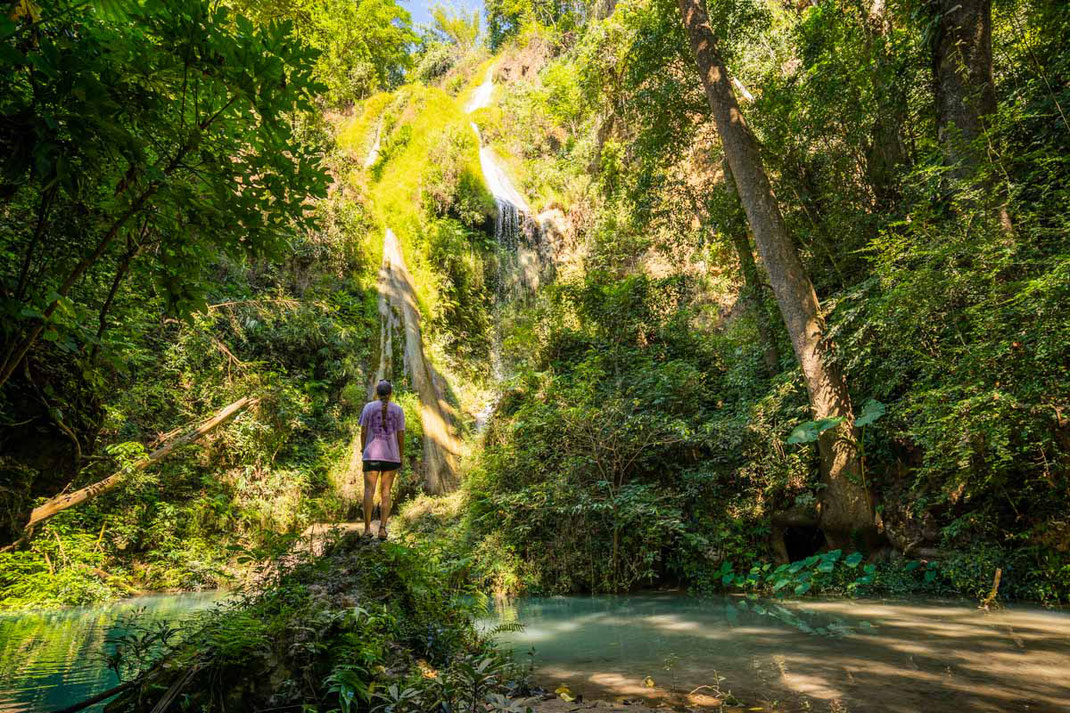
359;380;405;539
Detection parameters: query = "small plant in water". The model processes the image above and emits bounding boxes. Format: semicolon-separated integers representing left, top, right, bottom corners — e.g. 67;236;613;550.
103;609;180;682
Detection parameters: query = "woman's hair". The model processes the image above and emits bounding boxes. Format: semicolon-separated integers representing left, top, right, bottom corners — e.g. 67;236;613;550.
376;380;392;430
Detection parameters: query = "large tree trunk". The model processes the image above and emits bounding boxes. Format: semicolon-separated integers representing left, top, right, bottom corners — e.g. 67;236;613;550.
863;0;908;210
932;0;997;180
678;0;874;547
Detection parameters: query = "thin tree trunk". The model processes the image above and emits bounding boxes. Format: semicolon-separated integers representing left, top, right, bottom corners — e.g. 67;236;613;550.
731;230;781;377
932;0;997;181
8;396;257;544
0;187;158;390
15;187;55;301
722;167;781;377
689;183;780;377
0;100;233;391
678;0;874;546
862;0;907;210
90;233;141;362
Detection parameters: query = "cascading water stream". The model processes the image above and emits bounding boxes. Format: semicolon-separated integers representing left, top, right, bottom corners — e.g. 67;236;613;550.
465;63;496;113
466;65;549;399
471;122;530;252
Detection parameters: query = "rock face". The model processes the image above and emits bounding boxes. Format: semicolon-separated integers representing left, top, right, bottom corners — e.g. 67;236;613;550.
369;228;461;495
496;35;553;83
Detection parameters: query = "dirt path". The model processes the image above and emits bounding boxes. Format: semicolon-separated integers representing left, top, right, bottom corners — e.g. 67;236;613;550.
299;521;388;555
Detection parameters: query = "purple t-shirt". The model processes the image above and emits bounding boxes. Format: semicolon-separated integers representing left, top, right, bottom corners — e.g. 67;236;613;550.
360;400;405;463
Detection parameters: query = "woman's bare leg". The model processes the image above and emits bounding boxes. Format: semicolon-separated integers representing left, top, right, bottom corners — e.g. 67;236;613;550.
363;470;380;534
379;470;397;532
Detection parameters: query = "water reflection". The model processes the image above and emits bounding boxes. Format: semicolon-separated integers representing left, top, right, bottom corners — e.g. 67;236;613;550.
0;592;224;713
489;594;1070;712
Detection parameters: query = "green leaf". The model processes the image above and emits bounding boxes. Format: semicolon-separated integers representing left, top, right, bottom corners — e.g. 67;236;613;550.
787;416;844;444
844;552;864;568
794;581;811;595
854;399;886;428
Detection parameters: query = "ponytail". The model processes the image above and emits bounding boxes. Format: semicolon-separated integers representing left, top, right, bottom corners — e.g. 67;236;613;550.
376;380;393;433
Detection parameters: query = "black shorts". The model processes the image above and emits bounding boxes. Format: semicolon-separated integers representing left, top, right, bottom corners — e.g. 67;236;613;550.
363;460;401;473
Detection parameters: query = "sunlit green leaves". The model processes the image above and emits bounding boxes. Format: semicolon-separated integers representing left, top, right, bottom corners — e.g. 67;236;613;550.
786;416;843;444
853;399;885;428
785;399;884;445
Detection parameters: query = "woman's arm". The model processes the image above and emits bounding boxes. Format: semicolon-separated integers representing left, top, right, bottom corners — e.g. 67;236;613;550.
361;425;368;450
396;429;405;467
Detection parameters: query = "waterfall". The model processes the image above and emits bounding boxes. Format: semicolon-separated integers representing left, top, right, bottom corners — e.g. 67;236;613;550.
471;122;531;247
467;67;543;300
465;65;557;422
465;63;495;113
466;65;530;246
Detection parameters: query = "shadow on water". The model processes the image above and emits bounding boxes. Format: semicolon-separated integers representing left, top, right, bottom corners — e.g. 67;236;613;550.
0;591;224;713
488;594;1070;712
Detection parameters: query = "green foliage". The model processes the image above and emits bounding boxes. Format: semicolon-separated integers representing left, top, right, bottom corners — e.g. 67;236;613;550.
0;52;377;607
484;0;586;49
105;612;179;682
0;0;328;375
233;0;417;107
107;536;533;712
714;550;879;597
465;273;773;594
429;4;482;50
0;519;130;609
461;0;1070;605
786;417;844;445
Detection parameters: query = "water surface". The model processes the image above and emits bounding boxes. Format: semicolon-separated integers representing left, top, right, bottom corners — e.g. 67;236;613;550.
0;591;224;713
492;594;1070;712
3;591;1068;713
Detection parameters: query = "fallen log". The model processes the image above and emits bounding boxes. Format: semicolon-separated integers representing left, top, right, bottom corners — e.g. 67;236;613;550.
50;680;137;713
74;563;143;596
5;396;257;549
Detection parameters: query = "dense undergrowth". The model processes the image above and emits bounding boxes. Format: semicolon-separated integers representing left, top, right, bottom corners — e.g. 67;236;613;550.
0;181;383;606
104;534;533;713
